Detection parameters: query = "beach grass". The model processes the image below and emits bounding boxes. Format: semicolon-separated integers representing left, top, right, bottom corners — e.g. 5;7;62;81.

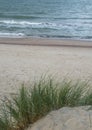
0;77;92;130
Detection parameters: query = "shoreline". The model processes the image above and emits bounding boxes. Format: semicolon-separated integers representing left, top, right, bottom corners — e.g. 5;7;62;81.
0;37;92;48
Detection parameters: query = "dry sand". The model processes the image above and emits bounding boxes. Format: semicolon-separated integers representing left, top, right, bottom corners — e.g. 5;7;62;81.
0;38;92;99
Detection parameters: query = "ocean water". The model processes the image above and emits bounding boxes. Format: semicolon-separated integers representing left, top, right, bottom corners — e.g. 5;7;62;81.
0;0;92;40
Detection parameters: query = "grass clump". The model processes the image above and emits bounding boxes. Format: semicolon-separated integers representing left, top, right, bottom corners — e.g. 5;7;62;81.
0;109;12;130
0;77;92;130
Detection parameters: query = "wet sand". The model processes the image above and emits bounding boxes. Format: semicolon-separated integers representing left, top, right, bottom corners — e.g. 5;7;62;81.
0;37;92;48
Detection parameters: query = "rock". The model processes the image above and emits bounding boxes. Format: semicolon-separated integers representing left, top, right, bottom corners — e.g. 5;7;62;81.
27;106;92;130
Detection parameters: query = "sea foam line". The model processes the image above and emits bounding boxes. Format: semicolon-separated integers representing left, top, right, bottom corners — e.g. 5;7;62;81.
0;20;59;29
0;32;24;37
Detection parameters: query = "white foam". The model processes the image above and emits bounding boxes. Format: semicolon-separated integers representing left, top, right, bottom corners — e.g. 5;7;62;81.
0;32;24;37
1;20;78;30
0;20;40;25
0;20;59;28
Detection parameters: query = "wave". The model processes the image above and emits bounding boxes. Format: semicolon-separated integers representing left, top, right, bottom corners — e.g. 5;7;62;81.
1;19;92;29
0;14;42;20
0;20;60;29
1;13;92;20
35;34;92;40
0;20;92;40
0;32;92;40
53;17;92;20
0;32;24;37
0;19;84;29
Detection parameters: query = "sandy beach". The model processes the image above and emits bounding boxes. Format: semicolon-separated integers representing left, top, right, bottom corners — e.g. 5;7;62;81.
0;38;92;99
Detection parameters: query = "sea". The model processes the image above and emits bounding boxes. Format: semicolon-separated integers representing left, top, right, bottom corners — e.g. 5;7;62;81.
0;0;92;40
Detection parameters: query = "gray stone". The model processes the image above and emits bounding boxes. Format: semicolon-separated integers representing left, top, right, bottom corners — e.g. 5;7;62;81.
27;106;92;130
